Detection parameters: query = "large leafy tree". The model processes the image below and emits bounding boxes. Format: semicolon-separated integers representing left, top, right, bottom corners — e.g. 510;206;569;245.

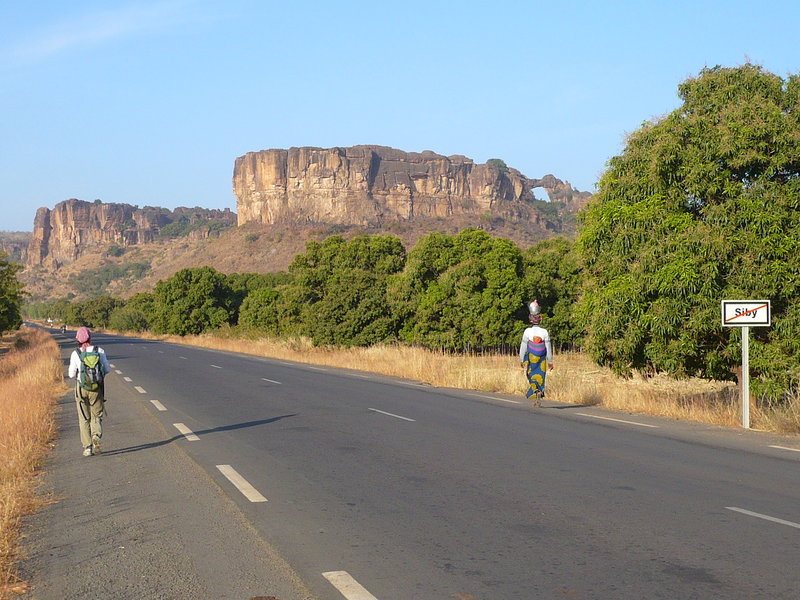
150;267;236;335
0;252;24;334
578;64;800;399
521;237;583;350
280;235;406;345
390;229;525;350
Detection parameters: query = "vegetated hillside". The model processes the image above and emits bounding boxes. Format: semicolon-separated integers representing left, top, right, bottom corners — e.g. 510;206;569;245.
20;211;570;302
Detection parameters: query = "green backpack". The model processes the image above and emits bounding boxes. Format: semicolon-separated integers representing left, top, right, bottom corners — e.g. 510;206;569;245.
78;349;105;391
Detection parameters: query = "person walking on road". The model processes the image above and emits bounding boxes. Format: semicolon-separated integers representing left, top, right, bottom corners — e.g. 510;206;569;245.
68;327;111;456
520;300;554;407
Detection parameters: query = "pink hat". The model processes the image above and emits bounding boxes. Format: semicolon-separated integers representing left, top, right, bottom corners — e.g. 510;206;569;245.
75;327;91;344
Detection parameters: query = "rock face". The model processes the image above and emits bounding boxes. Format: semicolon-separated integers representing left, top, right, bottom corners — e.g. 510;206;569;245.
530;174;593;212
27;199;235;268
0;232;31;264
233;145;588;228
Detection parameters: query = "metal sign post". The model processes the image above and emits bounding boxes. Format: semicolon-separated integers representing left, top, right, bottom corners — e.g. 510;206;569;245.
721;300;771;429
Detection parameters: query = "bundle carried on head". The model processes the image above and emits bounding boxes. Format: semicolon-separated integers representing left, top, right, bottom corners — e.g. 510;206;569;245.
528;300;542;324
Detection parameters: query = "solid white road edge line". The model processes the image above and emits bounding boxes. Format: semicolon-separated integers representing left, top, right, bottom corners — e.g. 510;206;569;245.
368;408;416;422
470;393;521;404
173;423;199;441
575;413;658;428
150;400;167;411
769;445;800;453
261;378;282;384
726;507;800;529
322;571;379;600
134;386;147;394
216;465;268;503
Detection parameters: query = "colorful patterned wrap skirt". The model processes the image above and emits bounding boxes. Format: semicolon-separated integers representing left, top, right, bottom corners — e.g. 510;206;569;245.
523;337;548;399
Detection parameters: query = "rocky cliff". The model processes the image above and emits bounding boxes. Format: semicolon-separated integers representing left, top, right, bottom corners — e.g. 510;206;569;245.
27;199;236;269
233;145;589;229
0;232;31;264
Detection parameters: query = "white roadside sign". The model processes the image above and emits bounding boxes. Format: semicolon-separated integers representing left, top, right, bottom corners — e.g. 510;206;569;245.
721;300;771;327
721;299;771;429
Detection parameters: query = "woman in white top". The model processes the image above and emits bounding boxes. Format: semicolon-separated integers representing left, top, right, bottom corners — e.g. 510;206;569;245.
519;301;553;406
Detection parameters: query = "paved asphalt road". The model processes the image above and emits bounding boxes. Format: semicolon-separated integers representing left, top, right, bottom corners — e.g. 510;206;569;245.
20;328;800;600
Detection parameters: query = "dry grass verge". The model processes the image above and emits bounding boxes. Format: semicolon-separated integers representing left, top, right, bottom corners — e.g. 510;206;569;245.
0;328;63;597
124;329;800;433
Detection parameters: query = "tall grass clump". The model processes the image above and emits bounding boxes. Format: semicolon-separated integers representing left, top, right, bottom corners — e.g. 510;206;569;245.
0;328;63;597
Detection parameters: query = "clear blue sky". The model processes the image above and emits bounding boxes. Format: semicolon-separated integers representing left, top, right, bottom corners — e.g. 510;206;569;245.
1;0;798;232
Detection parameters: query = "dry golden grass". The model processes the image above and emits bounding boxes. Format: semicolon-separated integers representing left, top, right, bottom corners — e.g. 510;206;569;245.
0;328;63;598
124;328;800;431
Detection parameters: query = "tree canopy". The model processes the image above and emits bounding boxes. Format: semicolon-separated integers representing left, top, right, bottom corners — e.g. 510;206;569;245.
0;252;24;334
578;64;800;399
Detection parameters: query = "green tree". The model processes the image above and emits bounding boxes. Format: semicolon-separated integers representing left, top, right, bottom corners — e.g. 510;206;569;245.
577;64;800;399
283;235;406;345
521;237;583;350
390;229;525;350
0;251;24;333
238;287;282;333
150;267;236;335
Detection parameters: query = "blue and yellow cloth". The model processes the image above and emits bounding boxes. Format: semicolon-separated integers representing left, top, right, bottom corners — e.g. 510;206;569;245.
523;338;548;399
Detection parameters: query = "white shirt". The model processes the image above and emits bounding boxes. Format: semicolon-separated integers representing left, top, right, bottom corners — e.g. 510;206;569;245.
519;325;553;363
68;345;111;379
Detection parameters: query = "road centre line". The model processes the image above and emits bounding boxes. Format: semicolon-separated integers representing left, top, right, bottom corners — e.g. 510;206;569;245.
150;400;167;411
368;408;416;422
173;423;200;441
575;413;658;428
769;445;800;453
123;377;132;382
469;393;521;404
261;378;282;384
216;465;268;502
726;507;800;530
322;571;379;600
134;386;147;394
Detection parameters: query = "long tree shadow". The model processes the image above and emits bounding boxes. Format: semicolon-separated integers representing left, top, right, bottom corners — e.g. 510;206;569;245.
104;414;298;456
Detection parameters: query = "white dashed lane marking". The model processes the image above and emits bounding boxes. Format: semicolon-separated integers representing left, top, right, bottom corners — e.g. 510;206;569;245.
150;400;167;411
134;386;147;394
726;507;800;530
469;393;520;404
123;377;132;382
261;378;282;384
368;408;415;422
216;465;268;502
114;369;123;375
770;445;800;453
322;571;379;600
173;423;199;441
210;364;222;369
575;413;658;428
